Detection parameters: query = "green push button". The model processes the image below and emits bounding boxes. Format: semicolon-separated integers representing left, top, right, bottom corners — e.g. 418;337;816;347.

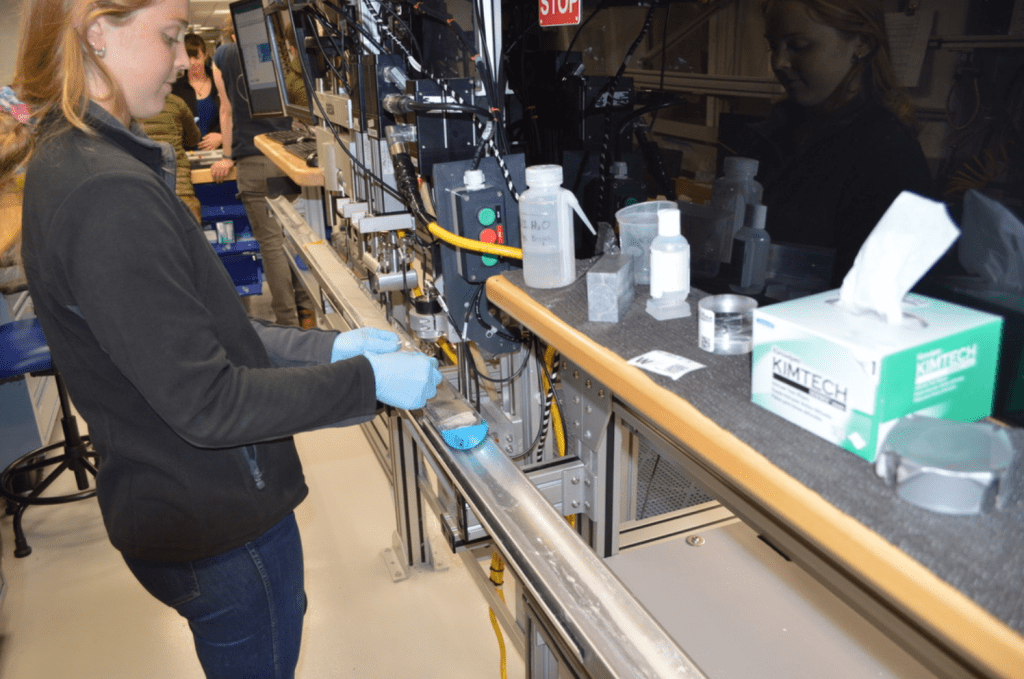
477;207;497;226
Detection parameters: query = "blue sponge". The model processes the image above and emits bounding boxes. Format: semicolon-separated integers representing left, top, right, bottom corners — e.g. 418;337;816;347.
441;422;489;450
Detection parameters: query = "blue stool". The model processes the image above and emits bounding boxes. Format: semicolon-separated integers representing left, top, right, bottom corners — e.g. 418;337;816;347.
0;318;100;558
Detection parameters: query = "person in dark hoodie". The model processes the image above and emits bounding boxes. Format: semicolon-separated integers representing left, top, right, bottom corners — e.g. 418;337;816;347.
734;0;934;289
2;0;441;677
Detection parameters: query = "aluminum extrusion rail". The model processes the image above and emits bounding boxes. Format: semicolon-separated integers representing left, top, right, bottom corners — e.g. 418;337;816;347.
272;196;707;677
418;419;707;679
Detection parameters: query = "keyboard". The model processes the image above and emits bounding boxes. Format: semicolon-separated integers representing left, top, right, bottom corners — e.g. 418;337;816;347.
264;129;307;145
282;140;318;160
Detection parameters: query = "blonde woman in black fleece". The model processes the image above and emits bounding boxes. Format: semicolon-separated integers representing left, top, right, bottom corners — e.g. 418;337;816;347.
2;0;440;676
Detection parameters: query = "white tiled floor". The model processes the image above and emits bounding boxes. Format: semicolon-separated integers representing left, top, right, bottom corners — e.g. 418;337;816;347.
0;421;526;678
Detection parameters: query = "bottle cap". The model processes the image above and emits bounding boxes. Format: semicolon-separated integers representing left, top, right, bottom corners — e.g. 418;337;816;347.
723;156;759;177
657;208;681;237
525;164;563;187
463;169;485;190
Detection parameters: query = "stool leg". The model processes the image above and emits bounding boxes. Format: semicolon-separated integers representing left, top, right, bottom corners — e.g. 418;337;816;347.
53;371;94;492
0;368;100;558
11;501;32;558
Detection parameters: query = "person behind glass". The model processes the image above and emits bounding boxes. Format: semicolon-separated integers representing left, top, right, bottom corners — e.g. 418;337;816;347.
170;33;221;150
281;26;308;108
210;19;314;328
2;0;442;677
735;0;934;289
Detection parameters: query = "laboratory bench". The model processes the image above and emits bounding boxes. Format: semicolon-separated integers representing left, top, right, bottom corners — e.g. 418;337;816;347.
485;267;1024;679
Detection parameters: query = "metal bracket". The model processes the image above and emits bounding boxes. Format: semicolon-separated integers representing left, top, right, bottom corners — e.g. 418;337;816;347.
438;455;588;553
381;531;409;582
342;201;369;220
560;361;613;453
523;456;587;515
352;211;415;234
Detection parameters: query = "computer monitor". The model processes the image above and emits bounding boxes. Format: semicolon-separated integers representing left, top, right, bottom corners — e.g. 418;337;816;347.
229;0;286;118
266;7;316;125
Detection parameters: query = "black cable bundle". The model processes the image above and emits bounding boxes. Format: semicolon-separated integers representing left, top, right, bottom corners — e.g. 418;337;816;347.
593;2;658;222
635;125;676;201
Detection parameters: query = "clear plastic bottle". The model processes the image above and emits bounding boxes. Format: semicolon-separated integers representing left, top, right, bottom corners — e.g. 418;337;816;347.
729;204;770;295
710;157;763;264
649;207;690;299
519;164;595;288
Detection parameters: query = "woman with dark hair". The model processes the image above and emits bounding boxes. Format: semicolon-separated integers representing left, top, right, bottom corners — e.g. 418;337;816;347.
735;0;934;289
171;33;221;149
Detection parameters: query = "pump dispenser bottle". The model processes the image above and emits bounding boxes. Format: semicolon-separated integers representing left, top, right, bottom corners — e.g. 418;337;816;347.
519;164;595;288
646;207;691;319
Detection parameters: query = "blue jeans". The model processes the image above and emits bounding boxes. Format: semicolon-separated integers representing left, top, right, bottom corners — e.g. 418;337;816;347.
123;513;306;679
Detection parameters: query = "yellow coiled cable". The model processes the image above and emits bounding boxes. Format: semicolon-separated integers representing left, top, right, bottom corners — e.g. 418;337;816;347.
489;551;507;679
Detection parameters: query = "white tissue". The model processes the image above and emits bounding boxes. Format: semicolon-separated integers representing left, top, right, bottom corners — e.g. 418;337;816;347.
839;191;960;324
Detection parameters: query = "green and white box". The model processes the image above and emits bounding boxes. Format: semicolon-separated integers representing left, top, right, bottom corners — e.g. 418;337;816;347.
751;291;1002;462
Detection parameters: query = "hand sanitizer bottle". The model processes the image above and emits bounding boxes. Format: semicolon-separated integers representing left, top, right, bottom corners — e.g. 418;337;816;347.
646;207;691;319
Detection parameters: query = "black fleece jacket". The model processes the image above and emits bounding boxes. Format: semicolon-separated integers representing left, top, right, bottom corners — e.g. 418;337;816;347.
735;95;935;288
21;105;378;562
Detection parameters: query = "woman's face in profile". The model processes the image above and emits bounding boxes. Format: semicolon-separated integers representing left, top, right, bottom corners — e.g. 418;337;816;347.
764;1;866;110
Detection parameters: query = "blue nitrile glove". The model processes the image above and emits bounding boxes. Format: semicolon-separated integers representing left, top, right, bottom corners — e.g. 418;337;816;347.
331;327;401;362
366;352;443;410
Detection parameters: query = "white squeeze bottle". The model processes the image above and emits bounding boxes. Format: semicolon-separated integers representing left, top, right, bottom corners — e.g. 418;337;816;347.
649;207;689;299
519;164;596;288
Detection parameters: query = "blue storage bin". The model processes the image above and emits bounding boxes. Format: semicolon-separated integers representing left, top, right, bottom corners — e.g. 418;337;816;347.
194;180;240;207
220;252;263;291
195;179;262;295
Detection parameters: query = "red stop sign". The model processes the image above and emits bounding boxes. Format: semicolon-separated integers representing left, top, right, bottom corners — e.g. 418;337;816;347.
539;0;582;27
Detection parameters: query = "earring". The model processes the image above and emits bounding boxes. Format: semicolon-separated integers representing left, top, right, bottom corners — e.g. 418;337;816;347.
92;45;106;59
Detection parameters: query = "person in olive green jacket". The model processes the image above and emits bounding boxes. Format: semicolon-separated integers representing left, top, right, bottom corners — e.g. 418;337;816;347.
142;93;202;221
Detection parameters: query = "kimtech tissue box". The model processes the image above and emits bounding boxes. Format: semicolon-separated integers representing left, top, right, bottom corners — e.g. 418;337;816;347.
751;291;1003;462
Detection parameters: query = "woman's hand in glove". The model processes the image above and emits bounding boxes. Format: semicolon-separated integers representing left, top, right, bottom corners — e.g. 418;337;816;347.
331;327;401;362
365;352;442;410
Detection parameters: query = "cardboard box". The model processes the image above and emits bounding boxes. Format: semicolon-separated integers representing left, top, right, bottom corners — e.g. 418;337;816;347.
751;291;1003;462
